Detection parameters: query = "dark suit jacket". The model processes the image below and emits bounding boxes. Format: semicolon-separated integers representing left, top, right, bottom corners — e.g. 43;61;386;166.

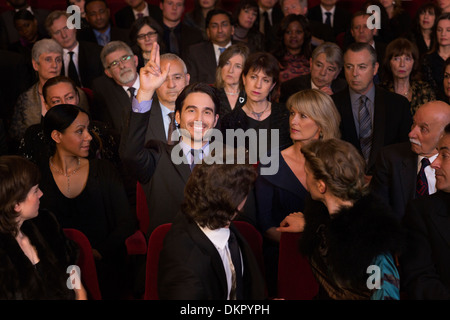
185;41;217;84
279;73;348;103
120;108;192;236
158;212;266;300
91;74;133;139
332;86;412;174
76;25;131;46
401;191;450;299
162;22;204;60
114;3;163;29
144;97;171;145
370;141;418;221
307;4;351;37
262;4;284;51
62;41;104;89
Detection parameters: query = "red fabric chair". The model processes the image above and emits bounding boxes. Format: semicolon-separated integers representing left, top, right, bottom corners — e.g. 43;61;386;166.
124;182;149;256
63;228;102;300
277;232;319;300
233;221;265;275
143;223;172;300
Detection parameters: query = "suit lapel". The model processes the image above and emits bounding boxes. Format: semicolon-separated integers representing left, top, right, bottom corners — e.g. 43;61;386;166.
207;42;218;71
166;143;191;184
369;87;387;168
338;91;359;147
400;149;418;205
146;98;167;143
429;193;450;249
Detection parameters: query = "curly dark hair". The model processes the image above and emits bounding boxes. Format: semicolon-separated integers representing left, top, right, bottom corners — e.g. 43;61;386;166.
181;150;257;229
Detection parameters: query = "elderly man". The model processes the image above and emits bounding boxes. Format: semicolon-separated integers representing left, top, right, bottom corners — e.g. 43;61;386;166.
45;10;103;89
332;42;412;175
401;122;450;299
371;101;450;220
279;42;347;103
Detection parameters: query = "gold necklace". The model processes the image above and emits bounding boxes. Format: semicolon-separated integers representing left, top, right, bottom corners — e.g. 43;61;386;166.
49;157;81;195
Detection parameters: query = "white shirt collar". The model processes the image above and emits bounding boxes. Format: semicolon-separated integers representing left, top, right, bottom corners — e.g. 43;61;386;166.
122;74;140;94
213;42;232;64
198;225;230;250
132;2;149;19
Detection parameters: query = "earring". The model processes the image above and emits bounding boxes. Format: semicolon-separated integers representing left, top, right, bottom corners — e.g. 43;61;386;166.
319;131;323;139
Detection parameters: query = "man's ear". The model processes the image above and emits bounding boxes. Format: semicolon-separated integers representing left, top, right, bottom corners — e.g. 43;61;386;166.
373;61;379;76
104;67;112;78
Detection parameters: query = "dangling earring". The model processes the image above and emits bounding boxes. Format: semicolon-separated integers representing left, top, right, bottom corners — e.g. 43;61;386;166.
319;131;323;140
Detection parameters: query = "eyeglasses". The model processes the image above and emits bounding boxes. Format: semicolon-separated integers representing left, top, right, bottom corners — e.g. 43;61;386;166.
137;31;158;41
107;55;133;69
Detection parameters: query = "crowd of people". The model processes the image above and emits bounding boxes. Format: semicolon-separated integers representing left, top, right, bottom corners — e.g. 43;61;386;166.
1;0;450;301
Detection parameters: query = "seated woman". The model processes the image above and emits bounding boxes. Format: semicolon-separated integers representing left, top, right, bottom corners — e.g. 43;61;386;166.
214;44;249;118
18;75;119;169
380;37;436;116
39;104;136;299
231;0;264;53
278;138;404;300
272;14;312;83
129;16;165;72
0;155;87;300
255;89;341;296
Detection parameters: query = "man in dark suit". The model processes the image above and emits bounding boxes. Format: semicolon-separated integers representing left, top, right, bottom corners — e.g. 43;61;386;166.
332;42;412;175
144;52;190;144
371;101;450;221
158;153;266;300
258;0;284;51
159;0;203;59
185;9;234;84
120;44;221;237
0;0;49;49
92;40;140;138
77;0;130;46
307;0;351;38
280;41;347;103
401;122;450;299
114;0;163;30
46;10;103;89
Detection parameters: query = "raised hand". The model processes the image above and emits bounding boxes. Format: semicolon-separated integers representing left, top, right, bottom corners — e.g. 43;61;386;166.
136;42;170;102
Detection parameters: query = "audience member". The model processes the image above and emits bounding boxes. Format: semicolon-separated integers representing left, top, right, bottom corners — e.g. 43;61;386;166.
0;155;87;300
185;9;235;84
67;0;89;30
144;53;190;144
40;104;136;299
437;0;450;14
422;13;450;99
220;51;291;155
46;10;104;89
272;14;312;83
380;0;411;40
442;57;450;102
77;0;130;47
114;0;163;30
158;151;266;300
371;101;450;220
120;44;221;236
158;0;203;58
279;41;346;103
332;42;412;175
0;0;49;49
214;44;249;118
279;138;403;300
257;0;284;51
409;2;440;61
401;122;450;299
255;89;340;296
307;0;351;39
183;0;220;40
129;16;165;72
380;38;436;116
231;0;264;53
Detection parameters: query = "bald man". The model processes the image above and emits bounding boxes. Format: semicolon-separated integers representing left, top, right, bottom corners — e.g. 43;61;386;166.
370;100;450;220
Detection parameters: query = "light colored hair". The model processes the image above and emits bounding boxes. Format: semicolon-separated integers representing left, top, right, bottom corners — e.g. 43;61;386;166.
311;42;343;72
286;89;341;140
100;41;134;69
31;38;63;62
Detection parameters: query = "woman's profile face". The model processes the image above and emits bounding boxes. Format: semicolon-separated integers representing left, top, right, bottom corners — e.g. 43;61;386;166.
54;112;92;158
136;24;158;53
14;185;42;223
221;53;244;87
288;107;321;143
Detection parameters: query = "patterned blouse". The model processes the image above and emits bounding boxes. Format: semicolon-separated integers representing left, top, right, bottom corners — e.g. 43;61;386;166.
279;52;310;83
379;80;437;116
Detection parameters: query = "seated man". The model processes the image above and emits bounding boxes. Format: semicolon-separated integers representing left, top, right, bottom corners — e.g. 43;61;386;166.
114;0;163;29
279;41;347;103
158;150;266;300
401;122;450;299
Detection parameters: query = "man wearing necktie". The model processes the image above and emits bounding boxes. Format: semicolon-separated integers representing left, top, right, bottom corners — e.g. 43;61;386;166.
257;0;284;51
185;9;234;84
158;150;266;299
120;43;224;236
371;101;450;221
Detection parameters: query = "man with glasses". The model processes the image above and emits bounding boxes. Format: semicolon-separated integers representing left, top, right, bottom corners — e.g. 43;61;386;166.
77;0;130;47
92;40;140;139
45;10;103;89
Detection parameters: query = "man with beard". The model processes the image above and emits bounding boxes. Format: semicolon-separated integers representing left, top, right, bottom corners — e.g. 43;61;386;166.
371;100;450;220
92;40;140;140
